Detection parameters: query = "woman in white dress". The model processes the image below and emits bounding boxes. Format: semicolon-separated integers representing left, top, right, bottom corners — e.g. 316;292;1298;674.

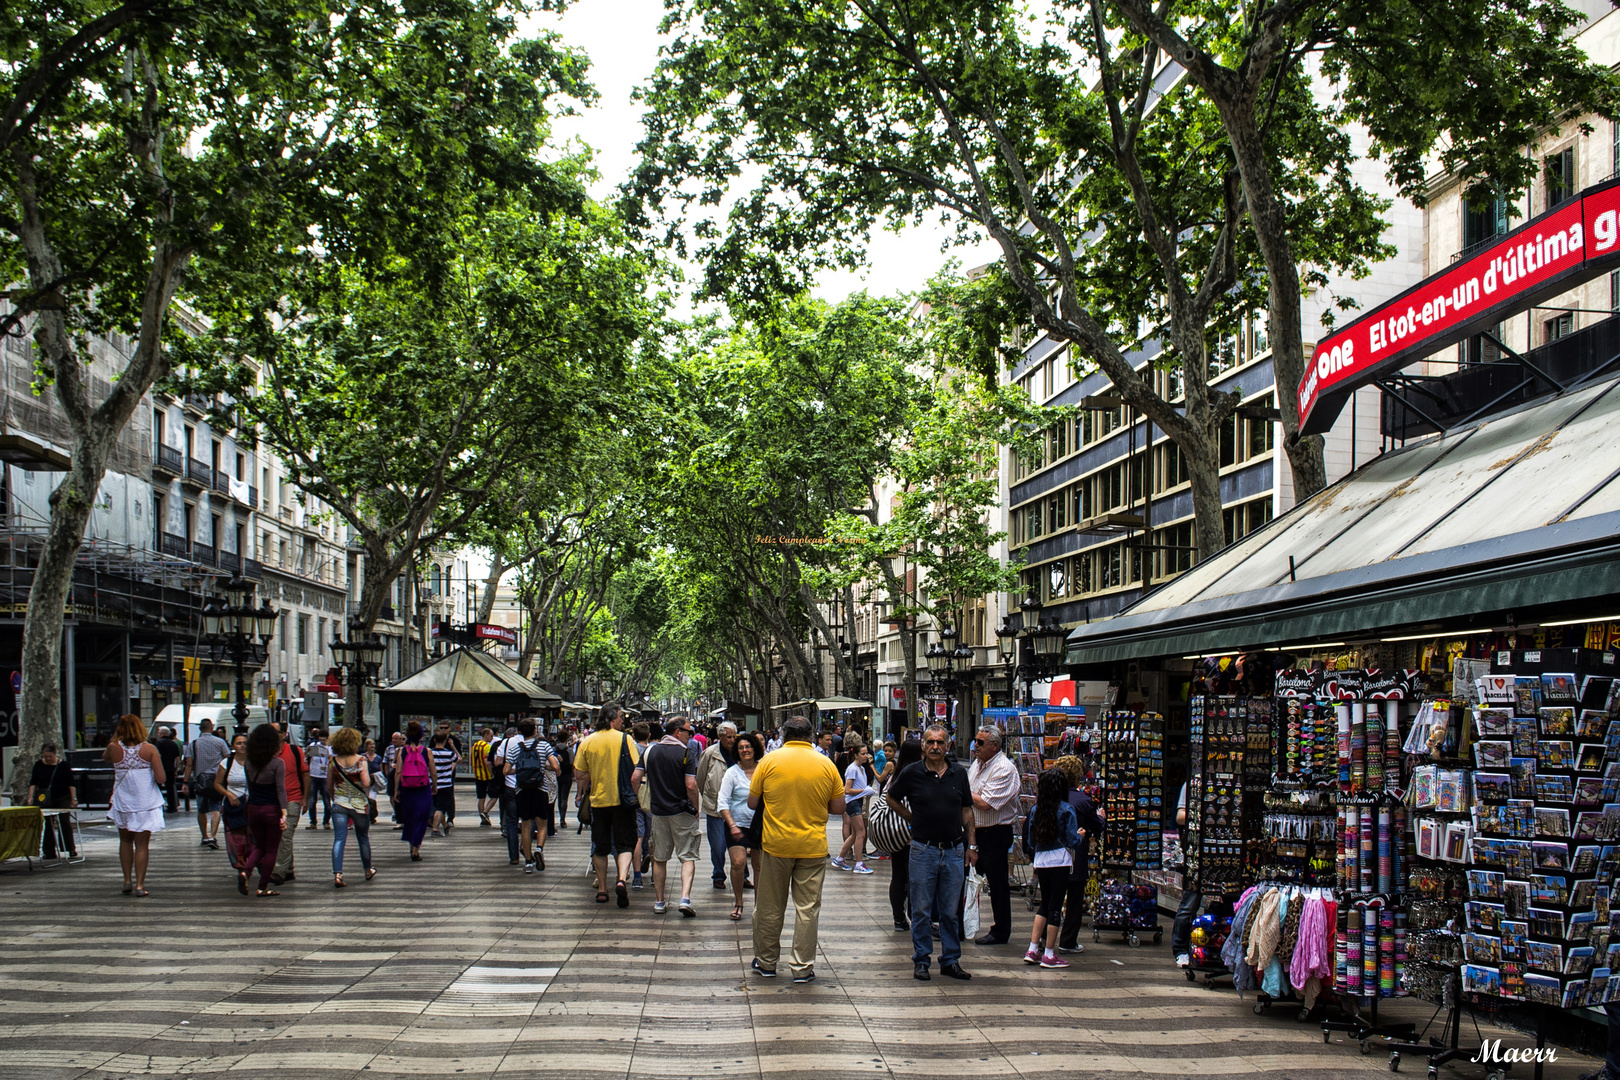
102;713;166;896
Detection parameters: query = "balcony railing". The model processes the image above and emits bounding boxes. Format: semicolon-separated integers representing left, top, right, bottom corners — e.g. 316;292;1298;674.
218;550;240;575
210;470;230;495
160;532;188;559
243;558;263;580
155;445;183;475
192;542;215;568
247;485;258;508
186;458;211;487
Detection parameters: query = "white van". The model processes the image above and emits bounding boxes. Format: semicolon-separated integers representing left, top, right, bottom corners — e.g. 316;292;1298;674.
152;703;282;748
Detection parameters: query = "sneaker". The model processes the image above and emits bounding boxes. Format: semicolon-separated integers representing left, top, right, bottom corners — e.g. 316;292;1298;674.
830;856;852;871
1175;954;1191;968
653;900;668;914
1039;953;1070;969
534;850;545;872
480;815;492;827
631;873;645;890
679;898;696;917
751;958;776;978
894;919;909;932
852;864;874;875
1057;943;1085;955
713;879;727;890
205;838;219;850
1024;946;1041;965
199;838;210;847
792;968;815;984
524;860;534;875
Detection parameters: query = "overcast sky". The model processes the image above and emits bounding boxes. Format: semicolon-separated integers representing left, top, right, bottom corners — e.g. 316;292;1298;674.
524;0;1001;306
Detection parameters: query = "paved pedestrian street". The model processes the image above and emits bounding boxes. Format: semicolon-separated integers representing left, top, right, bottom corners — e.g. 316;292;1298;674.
0;816;1604;1080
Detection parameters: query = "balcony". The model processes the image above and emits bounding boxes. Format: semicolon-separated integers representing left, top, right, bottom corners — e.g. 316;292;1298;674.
160;532;188;559
184;458;211;488
154;444;183;476
192;542;215;568
210;470;229;495
218;549;240;575
243;558;263;580
182;392;214;415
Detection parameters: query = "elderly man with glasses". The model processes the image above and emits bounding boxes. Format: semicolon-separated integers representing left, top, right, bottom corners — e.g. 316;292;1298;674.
968;726;1021;945
888;723;977;981
697;721;741;890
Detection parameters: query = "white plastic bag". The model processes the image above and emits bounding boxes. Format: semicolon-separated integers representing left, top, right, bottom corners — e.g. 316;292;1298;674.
962;868;982;939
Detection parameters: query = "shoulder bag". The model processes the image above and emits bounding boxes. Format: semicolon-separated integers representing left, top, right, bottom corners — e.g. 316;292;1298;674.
617;733;640;808
866;778;912;855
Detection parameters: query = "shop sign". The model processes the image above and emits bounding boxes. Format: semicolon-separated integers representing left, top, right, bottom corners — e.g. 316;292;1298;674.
1299;180;1620;435
472;623;517;645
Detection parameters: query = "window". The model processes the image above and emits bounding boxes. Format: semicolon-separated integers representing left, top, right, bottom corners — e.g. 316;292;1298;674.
184;424;195;460
211;439;222;474
209;513;220;547
1222;498;1275;546
1157;440;1191;490
152;493;165;547
1612;271;1619;313
153;409;166;453
1461;323;1504;367
1154;521;1195;579
297;614;309;654
1052;420;1068;461
279;614;287;651
1048;493;1066;531
236;452;245;481
234;523;245;556
1028;502;1042;538
184;503;196;546
1249;312;1269;359
317;618;326;660
880;641;888;662
1047;561;1066;601
1247;395;1276;457
1546;147;1576;211
1545;312;1574;344
1463;188;1509;250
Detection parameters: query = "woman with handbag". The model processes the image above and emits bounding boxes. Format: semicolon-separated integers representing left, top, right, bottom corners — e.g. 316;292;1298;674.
718;731;765;920
239;724;289;897
102;714;166;897
28;743;77;858
878;739;922;930
214;733;251;877
327;726;376;887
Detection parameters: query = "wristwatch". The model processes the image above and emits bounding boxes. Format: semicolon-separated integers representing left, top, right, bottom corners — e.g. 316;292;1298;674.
967;845;978;851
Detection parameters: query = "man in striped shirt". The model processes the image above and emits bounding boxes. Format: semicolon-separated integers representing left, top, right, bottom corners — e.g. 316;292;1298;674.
472;726;496;827
428;730;460;837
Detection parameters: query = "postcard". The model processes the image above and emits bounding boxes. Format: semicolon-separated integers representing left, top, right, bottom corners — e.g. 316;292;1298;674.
1475;740;1511;770
1580;709;1612;739
1505;879;1531;917
1531;874;1571;906
1540;741;1575;769
1524;971;1563;1005
1469;869;1506;899
1476;707;1514;736
1463;964;1503;996
1473;772;1514;803
1574;845;1601;875
1533;841;1571;870
1577;777;1608;805
1479;675;1515;703
1580;743;1609;772
1544;673;1580;703
1536;773;1575;803
1509;757;1537;799
1541;707;1577;735
1526;937;1564;969
1501;919;1529;960
1465;934;1504;965
1466;901;1505;933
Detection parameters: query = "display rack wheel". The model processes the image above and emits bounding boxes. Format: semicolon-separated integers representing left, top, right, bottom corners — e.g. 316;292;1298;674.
1484;1071;1505;1080
1127;932;1142;947
1185;968;1196;983
1426;1067;1438;1080
1093;930;1101;943
1296;1008;1311;1023
1322;1026;1332;1044
1253;1002;1266;1016
1388;1051;1400;1072
1359;1039;1372;1055
1153;930;1163;944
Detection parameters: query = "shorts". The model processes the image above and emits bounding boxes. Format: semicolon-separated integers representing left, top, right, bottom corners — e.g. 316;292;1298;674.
589;802;638;857
474;777;492;799
432;788;456;816
636;808;651;839
195;792;222;814
650;813;701;863
515;787;549;821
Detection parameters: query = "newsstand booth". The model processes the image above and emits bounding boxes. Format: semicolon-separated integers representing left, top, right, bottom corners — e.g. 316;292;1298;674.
1061;178;1620;1063
376;647;562;743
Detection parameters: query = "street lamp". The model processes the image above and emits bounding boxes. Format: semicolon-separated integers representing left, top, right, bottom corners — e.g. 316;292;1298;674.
331;616;387;737
200;578;276;737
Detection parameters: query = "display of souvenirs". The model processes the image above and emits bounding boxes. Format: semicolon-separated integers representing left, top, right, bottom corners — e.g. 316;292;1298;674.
1100;711;1162;869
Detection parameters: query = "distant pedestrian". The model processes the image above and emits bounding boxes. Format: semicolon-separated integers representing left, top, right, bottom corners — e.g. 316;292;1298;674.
214;733;250;877
434;721;463;827
383;730;405;828
104;714;166;897
884;740;923;930
765;727;783;754
833;744;877;874
153;726;182;812
719;731;764;920
363;738;385;823
631;722;655;888
1023;768;1082;969
306;730;332;829
646;714;702;916
393;721;437;860
471;726;496;827
270;723;309;885
573;704;643;907
888;723;976;981
185;719;230;849
504;718;558;873
239;723;289;897
326;726;376;887
968;726;1021;945
697;721;739;891
429;730;460;837
553;729;575;831
748;715;844;983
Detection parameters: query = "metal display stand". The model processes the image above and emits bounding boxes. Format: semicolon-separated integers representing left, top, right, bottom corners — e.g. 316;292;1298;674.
1373;968;1498;1080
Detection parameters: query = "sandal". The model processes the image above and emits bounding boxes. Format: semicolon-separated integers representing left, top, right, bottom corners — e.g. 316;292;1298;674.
237;870;249;897
365;868;376;881
596;890;610;904
134;888;149;898
334;874;347;888
122;883;133;895
615;880;629;908
730;905;743;921
257;889;280;896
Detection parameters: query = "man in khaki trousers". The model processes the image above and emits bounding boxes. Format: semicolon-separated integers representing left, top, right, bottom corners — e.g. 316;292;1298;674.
747;715;845;984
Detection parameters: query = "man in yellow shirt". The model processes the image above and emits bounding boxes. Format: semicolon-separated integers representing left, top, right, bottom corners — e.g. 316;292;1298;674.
747;715;845;982
573;703;643;908
471;726;495;827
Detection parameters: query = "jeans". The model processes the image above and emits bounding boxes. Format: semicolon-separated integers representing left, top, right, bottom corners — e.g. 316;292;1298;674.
307;783;332;827
556;777;571;824
705;814;729;883
1171;886;1203;957
500;791;520;861
332;806;372;873
908;841;966;968
975;823;1014;940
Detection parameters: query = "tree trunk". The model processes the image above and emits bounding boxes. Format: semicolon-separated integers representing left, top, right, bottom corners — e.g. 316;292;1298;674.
475;550;506;624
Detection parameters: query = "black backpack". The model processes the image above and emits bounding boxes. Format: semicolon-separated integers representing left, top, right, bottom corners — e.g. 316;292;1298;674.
513;739;544;790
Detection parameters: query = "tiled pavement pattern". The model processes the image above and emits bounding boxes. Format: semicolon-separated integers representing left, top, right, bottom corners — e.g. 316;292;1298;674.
0;812;1606;1080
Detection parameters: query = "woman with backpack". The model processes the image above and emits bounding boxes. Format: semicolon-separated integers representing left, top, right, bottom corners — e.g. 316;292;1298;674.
1023;768;1083;970
393;721;437;861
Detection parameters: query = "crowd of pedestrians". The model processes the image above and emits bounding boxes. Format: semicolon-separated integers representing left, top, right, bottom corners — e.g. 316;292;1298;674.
42;704;1108;988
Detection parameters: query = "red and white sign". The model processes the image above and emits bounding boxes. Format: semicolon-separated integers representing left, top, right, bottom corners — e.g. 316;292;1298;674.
472;623;517;646
1299;181;1620;434
1048;678;1077;707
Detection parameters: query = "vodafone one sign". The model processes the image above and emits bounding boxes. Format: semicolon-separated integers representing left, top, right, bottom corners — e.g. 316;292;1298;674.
1298;181;1620;435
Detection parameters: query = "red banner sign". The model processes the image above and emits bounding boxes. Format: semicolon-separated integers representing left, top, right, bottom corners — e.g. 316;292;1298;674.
473;623;517;645
1299;180;1620;435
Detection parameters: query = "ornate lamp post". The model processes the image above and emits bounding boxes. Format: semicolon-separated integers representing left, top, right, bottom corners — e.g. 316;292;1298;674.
201;578;277;738
330;616;387;737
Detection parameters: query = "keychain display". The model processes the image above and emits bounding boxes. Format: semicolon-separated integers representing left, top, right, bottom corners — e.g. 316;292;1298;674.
1101;711;1163;868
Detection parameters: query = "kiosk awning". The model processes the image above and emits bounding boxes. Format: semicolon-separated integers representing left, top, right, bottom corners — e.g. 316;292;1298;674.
1066;376;1620;664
